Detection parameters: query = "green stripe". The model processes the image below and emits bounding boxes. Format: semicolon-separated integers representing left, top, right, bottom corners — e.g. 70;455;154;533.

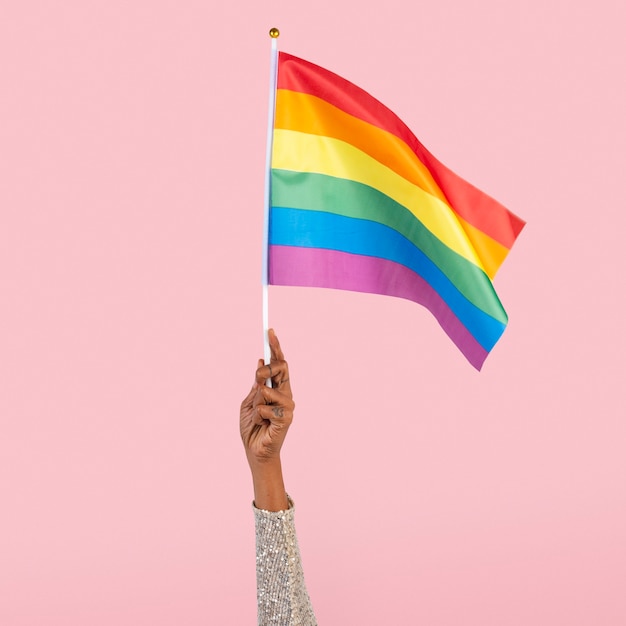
271;169;507;324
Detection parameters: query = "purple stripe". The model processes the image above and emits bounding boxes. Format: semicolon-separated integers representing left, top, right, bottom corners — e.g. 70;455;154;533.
269;245;489;370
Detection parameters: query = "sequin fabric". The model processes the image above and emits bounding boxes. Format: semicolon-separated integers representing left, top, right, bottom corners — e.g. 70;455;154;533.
254;497;318;626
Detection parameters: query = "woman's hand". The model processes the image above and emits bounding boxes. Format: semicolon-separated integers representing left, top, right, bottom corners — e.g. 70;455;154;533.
240;329;294;511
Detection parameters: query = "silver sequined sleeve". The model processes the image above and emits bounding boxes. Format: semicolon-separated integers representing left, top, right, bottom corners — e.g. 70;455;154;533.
254;497;318;626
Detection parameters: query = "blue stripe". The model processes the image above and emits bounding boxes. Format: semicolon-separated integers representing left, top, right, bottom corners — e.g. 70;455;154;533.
269;207;506;351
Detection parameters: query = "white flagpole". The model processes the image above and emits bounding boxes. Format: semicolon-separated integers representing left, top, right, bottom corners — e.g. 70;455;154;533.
262;28;280;369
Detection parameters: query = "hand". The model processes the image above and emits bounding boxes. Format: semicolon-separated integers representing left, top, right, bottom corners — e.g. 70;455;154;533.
240;330;295;511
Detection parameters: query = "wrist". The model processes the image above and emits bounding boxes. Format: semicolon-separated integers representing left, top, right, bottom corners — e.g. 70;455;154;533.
247;453;282;473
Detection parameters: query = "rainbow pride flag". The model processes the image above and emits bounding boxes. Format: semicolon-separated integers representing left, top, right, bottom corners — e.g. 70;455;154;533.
268;52;525;370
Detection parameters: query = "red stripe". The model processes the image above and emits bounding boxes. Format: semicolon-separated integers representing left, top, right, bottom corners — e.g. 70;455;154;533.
278;52;525;249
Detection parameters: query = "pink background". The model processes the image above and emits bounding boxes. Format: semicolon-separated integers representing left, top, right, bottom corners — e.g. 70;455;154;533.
2;1;625;624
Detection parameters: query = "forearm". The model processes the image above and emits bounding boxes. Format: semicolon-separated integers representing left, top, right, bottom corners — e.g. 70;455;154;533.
254;497;318;626
250;453;316;623
249;457;289;512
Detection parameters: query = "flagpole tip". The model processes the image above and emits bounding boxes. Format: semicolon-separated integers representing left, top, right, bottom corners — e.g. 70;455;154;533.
269;27;280;38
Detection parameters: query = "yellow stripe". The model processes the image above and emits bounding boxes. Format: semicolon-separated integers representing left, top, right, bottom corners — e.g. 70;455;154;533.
272;129;497;275
275;90;449;205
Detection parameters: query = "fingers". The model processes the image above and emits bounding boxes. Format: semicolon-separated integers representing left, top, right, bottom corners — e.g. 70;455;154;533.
253;384;295;423
268;328;285;362
240;382;258;411
255;329;292;394
256;360;291;396
248;330;293;430
256;361;289;387
259;384;295;410
251;406;267;426
256;403;293;425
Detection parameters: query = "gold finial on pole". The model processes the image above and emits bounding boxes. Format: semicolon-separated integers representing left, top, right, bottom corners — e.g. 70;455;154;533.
269;27;280;38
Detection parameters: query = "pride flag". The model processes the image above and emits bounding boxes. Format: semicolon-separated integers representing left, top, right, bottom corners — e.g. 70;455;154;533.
268;52;525;370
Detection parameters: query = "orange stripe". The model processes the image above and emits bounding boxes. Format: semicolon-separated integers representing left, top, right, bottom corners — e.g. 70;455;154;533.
275;89;449;206
461;219;509;279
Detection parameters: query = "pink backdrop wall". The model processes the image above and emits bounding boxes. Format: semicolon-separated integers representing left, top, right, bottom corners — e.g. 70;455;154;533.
2;1;625;624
